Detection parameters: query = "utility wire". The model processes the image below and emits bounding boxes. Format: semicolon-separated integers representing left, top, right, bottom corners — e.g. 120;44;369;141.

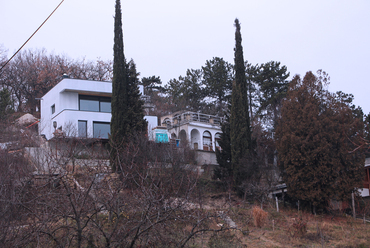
0;0;65;76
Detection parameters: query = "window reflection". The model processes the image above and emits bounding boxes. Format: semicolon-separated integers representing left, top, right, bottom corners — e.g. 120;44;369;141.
93;122;110;139
78;120;87;137
79;95;111;113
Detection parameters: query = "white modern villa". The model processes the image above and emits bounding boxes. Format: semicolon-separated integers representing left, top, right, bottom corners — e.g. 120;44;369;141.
39;77;158;140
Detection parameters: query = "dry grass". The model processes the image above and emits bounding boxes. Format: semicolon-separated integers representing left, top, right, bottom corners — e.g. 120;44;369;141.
191;195;370;248
240;206;370;248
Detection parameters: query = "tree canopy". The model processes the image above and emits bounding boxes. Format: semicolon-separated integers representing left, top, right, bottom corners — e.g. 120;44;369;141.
202;57;233;113
165;69;204;112
276;71;365;208
256;61;289;130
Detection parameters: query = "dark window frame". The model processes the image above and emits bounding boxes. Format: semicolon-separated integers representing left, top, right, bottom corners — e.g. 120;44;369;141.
51;104;55;114
203;131;212;151
79;95;111;113
93;121;110;139
78;120;87;138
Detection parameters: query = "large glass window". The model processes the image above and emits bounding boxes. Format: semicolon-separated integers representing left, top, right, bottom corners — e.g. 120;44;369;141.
79;95;111;112
93;122;110;139
100;101;111;112
78;120;87;138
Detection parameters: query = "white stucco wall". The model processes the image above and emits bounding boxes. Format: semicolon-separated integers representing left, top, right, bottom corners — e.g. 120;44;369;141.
360;188;370;197
40;78;154;140
168;122;222;151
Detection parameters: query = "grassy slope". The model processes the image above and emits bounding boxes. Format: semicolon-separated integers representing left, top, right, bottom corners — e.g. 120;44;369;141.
201;195;370;248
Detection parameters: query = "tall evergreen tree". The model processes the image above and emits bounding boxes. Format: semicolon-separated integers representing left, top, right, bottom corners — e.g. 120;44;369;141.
276;71;364;209
110;0;147;172
226;19;252;187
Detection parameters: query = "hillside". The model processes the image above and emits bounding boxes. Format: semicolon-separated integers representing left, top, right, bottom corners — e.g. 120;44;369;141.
195;194;370;248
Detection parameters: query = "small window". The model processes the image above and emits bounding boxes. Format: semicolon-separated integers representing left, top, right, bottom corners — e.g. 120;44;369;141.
93;122;110;139
51;104;55;114
78;120;87;138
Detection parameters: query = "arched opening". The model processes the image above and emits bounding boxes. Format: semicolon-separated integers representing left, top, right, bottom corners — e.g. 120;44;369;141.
179;129;187;146
162;118;171;128
191;129;200;150
203;131;212;151
215;132;222;151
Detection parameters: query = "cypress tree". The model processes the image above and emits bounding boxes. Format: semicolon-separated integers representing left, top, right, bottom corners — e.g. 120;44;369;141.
218;19;252;187
110;0;147;172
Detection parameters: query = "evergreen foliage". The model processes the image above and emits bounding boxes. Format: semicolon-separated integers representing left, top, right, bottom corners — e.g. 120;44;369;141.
202;57;233;113
365;113;370;156
217;19;252;187
245;61;260;121
0;88;13;120
165;69;204;112
141;75;163;95
215;114;232;180
110;0;147;172
256;61;289;130
276;71;365;208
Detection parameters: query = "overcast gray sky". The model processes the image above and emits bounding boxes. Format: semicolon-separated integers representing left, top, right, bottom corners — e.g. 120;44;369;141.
1;0;369;114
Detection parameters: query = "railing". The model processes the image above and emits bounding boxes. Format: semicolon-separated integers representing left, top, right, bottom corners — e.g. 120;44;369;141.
168;111;224;128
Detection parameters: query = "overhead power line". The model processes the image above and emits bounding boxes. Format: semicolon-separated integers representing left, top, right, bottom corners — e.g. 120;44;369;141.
0;0;65;75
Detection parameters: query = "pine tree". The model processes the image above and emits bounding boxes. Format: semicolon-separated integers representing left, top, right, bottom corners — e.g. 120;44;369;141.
110;0;147;172
202;57;233;113
229;19;252;187
256;61;289;130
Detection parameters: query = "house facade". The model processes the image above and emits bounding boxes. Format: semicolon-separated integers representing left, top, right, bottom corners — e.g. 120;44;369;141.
39;78;157;140
160;111;224;152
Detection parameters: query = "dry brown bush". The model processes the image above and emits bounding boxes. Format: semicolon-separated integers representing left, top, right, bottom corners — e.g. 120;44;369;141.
252;205;268;228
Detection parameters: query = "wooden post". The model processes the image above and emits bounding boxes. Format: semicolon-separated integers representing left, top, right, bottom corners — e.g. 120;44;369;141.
352;192;356;219
276;196;279;212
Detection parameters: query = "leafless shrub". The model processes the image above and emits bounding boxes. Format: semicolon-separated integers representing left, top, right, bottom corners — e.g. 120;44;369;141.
252;205;268;228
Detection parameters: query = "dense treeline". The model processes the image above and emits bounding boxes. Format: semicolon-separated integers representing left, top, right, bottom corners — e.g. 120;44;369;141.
1;15;370;216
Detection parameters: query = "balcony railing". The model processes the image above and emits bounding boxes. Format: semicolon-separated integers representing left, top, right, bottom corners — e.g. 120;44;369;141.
165;111;224;128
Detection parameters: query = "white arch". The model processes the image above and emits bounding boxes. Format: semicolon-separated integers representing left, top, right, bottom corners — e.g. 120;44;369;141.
190;128;200;150
202;130;212;151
